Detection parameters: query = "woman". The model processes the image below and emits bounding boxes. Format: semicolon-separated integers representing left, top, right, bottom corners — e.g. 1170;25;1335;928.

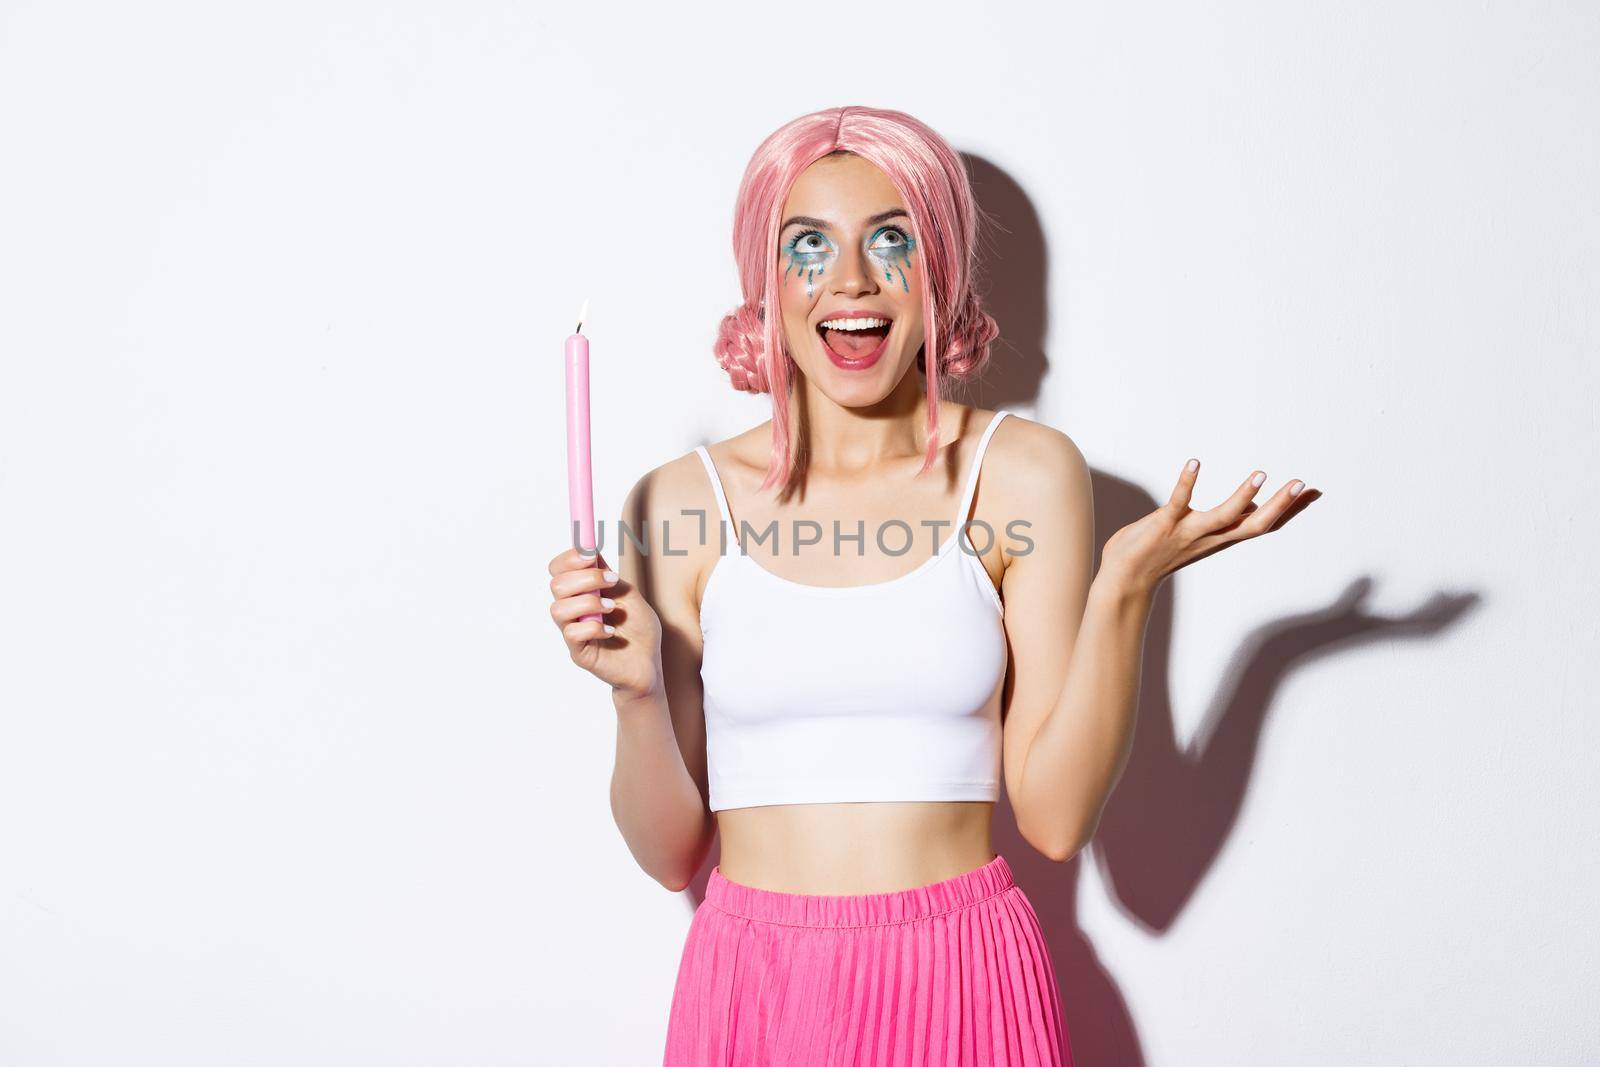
547;106;1313;1065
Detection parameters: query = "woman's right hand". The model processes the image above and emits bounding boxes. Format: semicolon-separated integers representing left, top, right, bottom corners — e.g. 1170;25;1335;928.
548;546;664;702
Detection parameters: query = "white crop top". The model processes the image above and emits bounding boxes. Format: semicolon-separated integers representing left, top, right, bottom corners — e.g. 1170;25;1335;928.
693;409;1013;812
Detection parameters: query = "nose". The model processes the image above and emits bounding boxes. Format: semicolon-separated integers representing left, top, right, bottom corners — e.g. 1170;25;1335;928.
830;239;880;299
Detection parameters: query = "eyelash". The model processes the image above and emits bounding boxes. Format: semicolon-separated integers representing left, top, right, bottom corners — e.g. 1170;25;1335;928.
787;225;913;254
787;229;832;256
870;225;913;248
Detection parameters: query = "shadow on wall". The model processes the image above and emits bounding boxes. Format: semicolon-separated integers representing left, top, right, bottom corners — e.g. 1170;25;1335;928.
963;153;1052;412
677;152;1482;1066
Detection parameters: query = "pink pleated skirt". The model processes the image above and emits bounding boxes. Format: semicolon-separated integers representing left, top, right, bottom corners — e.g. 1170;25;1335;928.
663;853;1072;1066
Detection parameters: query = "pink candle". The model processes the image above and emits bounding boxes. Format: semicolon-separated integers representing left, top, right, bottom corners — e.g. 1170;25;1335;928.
565;300;601;624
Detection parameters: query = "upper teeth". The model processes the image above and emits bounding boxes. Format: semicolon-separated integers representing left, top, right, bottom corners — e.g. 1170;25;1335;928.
822;317;890;331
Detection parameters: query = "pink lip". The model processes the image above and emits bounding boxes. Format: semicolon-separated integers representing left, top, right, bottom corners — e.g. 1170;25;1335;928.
816;308;895;372
821;325;891;372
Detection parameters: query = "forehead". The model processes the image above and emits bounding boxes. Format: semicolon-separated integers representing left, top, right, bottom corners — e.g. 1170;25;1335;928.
782;153;904;226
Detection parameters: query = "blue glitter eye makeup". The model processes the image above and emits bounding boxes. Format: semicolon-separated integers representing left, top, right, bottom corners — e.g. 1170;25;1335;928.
781;223;917;297
867;225;917;293
783;229;837;298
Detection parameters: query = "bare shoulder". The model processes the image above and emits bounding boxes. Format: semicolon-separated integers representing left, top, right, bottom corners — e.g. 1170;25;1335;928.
621;447;713;523
977;411;1094;572
987;410;1091;496
622;421;769;523
616;448;720;614
618;425;770;613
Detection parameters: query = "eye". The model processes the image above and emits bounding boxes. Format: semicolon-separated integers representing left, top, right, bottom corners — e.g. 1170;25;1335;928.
787;230;834;257
868;225;914;253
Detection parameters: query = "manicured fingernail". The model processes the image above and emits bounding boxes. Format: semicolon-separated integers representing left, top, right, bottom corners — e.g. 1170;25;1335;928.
603;624;615;635
1289;480;1304;496
602;570;618;583
1185;459;1198;472
600;597;615;610
1251;472;1266;487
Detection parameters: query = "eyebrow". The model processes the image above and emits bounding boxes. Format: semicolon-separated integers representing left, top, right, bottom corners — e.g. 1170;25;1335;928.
780;208;911;231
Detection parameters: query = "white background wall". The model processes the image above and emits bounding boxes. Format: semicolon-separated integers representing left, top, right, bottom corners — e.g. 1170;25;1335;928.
2;2;1596;1064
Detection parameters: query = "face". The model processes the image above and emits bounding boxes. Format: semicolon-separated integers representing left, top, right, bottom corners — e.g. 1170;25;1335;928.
775;153;926;403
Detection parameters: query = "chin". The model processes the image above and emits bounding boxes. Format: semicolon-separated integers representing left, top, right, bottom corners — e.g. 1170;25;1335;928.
813;354;920;406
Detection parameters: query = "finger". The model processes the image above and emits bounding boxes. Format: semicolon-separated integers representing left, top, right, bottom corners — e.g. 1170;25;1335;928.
1232;476;1315;533
550;590;615;626
548;545;608;575
1267;483;1317;531
549;545;611;577
1164;458;1201;511
1193;470;1268;532
563;617;615;648
1207;478;1310;541
549;560;620;600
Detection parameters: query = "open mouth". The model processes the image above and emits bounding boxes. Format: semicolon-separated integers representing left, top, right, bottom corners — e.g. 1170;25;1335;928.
817;316;893;369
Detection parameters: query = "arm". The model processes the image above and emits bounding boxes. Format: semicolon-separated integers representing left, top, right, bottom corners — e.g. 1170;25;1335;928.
606;465;717;892
998;427;1149;862
1010;576;1155;862
1001;432;1311;862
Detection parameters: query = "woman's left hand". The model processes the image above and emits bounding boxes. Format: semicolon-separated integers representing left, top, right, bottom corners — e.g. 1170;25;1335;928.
1099;459;1317;596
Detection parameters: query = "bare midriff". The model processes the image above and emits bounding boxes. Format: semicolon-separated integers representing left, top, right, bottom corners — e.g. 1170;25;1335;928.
712;800;995;895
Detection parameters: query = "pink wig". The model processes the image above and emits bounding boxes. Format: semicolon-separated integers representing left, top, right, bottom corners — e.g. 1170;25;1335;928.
713;105;998;493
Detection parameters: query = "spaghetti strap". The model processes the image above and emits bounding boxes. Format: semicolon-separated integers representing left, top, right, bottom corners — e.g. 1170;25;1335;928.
954;410;1011;529
693;445;735;529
